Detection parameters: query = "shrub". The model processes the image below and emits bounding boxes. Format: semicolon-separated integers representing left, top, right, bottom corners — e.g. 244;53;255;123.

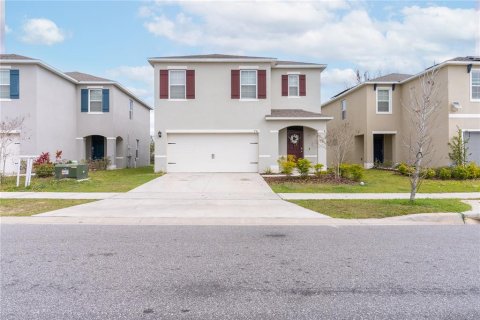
397;163;413;176
277;155;296;176
422;168;436;179
35;163;54;178
339;163;365;182
263;167;273;175
451;166;469;180
313;163;324;176
296;158;312;177
437;167;452;180
33;152;51;166
466;162;480;179
88;157;111;171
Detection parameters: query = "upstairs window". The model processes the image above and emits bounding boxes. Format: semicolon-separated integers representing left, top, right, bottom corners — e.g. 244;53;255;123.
129;99;133;119
169;70;186;99
376;88;392;113
288;74;299;96
89;89;103;112
341;100;347;120
471;69;480;101
0;70;10;99
240;70;257;99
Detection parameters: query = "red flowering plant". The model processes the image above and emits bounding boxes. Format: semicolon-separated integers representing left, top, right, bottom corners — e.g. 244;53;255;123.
55;150;63;163
33;152;54;178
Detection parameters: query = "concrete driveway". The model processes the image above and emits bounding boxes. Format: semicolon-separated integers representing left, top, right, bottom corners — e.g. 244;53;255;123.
38;173;328;219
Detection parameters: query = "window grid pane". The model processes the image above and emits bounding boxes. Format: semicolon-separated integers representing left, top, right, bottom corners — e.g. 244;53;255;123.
90;89;102;101
472;71;480;85
170;70;185;85
240;71;256;85
0;86;9;99
472;86;480;99
0;70;10;85
377;90;389;101
90;101;102;112
170;85;186;99
241;85;256;99
289;86;298;96
378;101;390;112
288;75;299;86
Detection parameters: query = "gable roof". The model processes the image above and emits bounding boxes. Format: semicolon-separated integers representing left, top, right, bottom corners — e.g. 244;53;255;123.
368;73;412;83
65;72;113;82
1;54;151;110
0;54;35;61
151;54;275;60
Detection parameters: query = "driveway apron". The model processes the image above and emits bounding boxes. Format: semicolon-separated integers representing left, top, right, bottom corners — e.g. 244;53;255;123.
37;173;329;219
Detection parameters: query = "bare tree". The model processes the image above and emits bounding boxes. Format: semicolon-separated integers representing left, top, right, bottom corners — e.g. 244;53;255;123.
319;122;354;179
402;69;440;201
0;116;26;183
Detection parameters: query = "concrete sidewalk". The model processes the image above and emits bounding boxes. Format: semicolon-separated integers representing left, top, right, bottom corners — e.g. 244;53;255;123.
279;192;480;200
2;191;479;200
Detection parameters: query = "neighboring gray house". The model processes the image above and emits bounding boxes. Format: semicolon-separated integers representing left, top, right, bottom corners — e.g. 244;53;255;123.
0;54;151;175
149;54;332;173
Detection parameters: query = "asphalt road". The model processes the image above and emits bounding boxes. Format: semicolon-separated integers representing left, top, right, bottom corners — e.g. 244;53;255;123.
1;224;479;320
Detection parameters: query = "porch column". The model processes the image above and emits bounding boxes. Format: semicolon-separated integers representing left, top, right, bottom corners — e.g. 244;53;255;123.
365;132;374;168
259;129;279;173
75;137;86;163
106;137;117;170
317;129;327;170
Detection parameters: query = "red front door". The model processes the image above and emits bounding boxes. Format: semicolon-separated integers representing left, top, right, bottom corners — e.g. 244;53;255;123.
287;126;304;160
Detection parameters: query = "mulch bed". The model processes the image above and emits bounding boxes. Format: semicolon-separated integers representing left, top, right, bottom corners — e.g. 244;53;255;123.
263;174;355;185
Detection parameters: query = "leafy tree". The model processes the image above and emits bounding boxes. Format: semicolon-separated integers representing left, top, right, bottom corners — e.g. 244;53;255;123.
448;127;469;167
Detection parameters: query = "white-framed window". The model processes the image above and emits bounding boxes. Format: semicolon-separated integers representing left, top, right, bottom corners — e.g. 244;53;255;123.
169;70;186;99
89;89;103;112
471;69;480;101
0;70;10;99
288;74;299;97
341;99;347;120
129;99;133;119
240;70;257;99
376;87;392;114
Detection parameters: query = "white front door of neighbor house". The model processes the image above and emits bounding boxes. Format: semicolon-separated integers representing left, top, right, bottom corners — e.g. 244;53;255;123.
166;133;259;172
0;134;20;176
464;131;480;164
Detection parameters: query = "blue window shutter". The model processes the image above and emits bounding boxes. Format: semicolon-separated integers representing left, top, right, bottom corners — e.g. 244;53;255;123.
102;89;109;112
10;70;19;99
81;89;88;112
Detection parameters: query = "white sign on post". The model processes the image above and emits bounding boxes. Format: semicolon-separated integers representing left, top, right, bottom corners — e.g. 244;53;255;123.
16;155;37;187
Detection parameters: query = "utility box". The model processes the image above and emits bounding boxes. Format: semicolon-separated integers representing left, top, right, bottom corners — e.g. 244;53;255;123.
55;164;88;180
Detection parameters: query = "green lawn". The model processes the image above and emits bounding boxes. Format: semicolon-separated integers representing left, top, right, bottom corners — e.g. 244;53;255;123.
0;199;95;216
291;199;471;219
0;166;162;192
268;170;480;193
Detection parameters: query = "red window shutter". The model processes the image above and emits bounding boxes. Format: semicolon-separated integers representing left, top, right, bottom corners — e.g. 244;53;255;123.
160;70;169;99
299;74;306;96
281;75;288;96
186;70;195;99
258;70;266;99
231;70;240;99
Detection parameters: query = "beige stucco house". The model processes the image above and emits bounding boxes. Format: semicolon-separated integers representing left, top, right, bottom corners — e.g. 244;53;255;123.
0;54;152;175
149;54;332;173
321;57;480;168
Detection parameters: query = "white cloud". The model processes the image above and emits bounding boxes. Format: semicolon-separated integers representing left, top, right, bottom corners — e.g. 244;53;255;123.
21;18;66;45
5;25;12;34
322;68;357;89
106;65;154;87
141;1;477;73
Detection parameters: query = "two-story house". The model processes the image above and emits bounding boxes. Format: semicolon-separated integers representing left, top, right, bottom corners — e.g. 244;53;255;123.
0;54;152;175
149;54;332;173
321;56;480;168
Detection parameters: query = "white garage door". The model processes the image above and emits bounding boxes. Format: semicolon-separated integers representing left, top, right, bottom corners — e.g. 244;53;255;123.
167;133;259;172
464;131;480;164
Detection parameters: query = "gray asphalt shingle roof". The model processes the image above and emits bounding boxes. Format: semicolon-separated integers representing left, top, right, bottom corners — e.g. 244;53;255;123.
369;73;412;82
268;109;324;118
65;72;113;82
151;54;275;60
0;54;35;60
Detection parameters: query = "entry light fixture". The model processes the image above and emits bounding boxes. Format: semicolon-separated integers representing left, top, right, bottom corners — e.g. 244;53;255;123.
157;131;162;138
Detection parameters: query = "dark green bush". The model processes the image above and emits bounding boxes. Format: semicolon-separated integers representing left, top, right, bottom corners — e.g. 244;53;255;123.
422;168;436;179
451;166;469;180
339;163;365;181
35;163;54;178
437;167;452;180
466;162;480;179
296;158;312;177
313;163;324;176
397;163;414;176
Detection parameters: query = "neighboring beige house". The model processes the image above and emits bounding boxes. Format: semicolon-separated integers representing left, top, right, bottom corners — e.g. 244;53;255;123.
149;54;332;173
321;57;480;168
0;54;152;175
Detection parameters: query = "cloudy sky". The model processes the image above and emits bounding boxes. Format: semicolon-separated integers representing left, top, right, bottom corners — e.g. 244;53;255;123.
3;0;480;108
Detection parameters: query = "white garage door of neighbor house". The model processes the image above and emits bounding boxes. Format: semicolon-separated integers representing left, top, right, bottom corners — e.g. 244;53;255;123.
167;133;259;172
465;131;480;164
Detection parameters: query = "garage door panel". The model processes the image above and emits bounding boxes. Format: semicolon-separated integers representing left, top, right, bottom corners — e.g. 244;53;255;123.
465;131;480;164
167;133;258;172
